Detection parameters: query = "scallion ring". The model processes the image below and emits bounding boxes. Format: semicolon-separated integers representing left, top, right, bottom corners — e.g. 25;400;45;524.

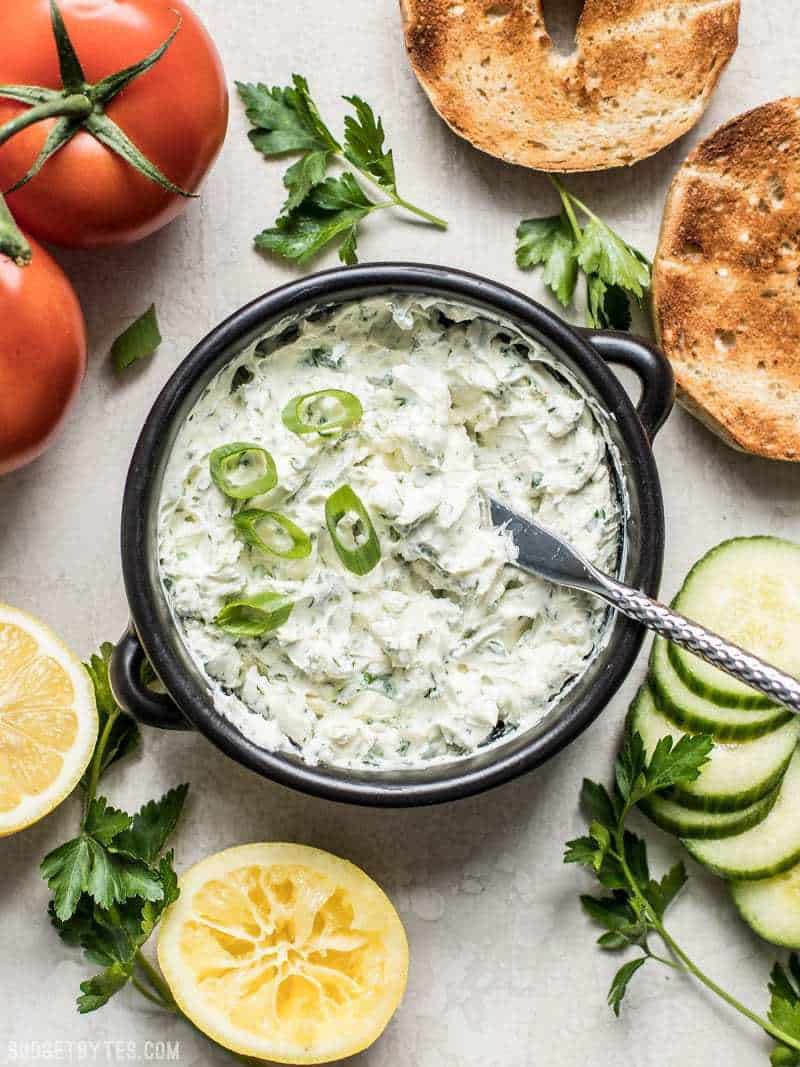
209;442;278;500
215;592;293;637
325;484;381;575
234;509;312;560
281;389;363;436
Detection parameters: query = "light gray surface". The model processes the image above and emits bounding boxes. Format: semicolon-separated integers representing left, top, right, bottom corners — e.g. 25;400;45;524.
2;1;799;1064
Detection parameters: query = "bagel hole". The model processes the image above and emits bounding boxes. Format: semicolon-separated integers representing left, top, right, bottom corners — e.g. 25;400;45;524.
541;0;584;55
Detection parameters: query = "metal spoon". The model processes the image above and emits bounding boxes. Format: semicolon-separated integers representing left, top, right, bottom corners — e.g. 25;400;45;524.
488;498;800;714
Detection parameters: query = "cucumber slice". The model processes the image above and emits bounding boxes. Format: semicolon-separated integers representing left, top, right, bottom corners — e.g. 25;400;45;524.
672;537;800;708
683;748;800;880
629;686;798;812
731;861;800;949
641;786;778;840
650;638;791;741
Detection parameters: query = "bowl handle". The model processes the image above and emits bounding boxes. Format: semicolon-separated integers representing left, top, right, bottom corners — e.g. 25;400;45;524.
109;627;192;731
579;329;675;442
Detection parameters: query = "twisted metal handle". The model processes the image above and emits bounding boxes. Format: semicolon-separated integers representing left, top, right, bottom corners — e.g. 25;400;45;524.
599;579;800;714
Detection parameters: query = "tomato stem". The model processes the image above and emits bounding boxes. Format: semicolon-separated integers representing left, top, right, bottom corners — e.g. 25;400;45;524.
0;2;188;197
0;193;31;266
0;93;91;149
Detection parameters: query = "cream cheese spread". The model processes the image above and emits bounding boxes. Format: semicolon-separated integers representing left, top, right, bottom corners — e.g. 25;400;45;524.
158;296;622;770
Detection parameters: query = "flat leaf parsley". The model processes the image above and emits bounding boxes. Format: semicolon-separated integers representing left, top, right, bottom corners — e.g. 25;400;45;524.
40;645;188;1020
238;75;446;265
517;175;651;330
567;728;800;1061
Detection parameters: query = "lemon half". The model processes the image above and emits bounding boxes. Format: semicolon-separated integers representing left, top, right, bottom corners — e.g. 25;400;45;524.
157;843;409;1064
0;603;98;836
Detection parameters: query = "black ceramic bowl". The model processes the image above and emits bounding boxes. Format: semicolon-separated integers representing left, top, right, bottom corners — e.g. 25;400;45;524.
110;264;674;807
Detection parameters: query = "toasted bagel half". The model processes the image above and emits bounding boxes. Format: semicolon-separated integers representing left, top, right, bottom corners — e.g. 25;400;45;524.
653;98;800;462
400;0;740;172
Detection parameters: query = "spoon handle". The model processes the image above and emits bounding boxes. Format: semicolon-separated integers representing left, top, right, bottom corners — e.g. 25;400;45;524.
597;577;800;714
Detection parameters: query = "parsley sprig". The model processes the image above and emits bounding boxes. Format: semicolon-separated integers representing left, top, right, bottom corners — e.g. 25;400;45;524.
769;958;800;1065
567;730;800;1060
39;646;257;1063
517;175;651;331
40;645;186;1014
237;75;446;265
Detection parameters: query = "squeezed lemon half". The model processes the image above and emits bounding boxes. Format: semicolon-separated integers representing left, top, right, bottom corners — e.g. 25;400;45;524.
157;843;409;1064
0;603;98;837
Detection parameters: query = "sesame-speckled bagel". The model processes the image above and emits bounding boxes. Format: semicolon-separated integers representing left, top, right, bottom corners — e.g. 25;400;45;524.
653;98;800;462
400;0;740;172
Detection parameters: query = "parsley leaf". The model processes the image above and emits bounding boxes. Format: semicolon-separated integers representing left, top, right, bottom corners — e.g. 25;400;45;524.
281;150;330;215
515;175;651;330
643;734;714;796
85;797;132;846
51;852;180;970
769;958;800;1065
342;95;396;194
309;172;373;212
564;834;606;870
237;77;340;218
256;204;370;266
614;732;648;805
576;218;650;301
587;275;633;331
112;785;189;864
42;811;164;921
581;778;621;830
77;962;134;1014
240;73;445;265
516;213;579;307
608;956;647;1016
41;837;92;921
614;728;713;809
236;76;339;218
643;862;687;920
623;831;650;889
255;174;374;265
238;76;339;157
581;894;647;951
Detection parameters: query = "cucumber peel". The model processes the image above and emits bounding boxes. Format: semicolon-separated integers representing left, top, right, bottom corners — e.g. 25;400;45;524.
731;861;800;949
651;637;791;741
671;537;800;708
629;685;798;812
683;749;800;881
640;786;778;840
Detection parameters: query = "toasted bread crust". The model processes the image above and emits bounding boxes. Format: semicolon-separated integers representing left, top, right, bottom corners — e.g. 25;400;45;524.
653;98;800;462
400;0;740;172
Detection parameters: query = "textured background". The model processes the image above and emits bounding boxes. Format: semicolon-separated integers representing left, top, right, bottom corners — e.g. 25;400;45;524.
2;1;800;1064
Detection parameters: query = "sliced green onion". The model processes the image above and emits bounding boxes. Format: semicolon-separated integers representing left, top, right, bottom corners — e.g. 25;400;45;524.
234;509;312;559
209;442;277;500
215;592;293;637
325;484;381;576
281;389;363;436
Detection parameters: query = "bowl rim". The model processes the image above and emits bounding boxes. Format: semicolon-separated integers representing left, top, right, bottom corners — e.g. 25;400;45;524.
120;262;666;806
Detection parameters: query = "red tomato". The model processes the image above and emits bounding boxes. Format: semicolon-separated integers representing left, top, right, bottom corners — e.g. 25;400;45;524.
0;0;228;247
0;239;87;474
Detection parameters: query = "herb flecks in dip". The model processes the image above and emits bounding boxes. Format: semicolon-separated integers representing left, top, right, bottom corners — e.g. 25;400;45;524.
158;297;621;770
